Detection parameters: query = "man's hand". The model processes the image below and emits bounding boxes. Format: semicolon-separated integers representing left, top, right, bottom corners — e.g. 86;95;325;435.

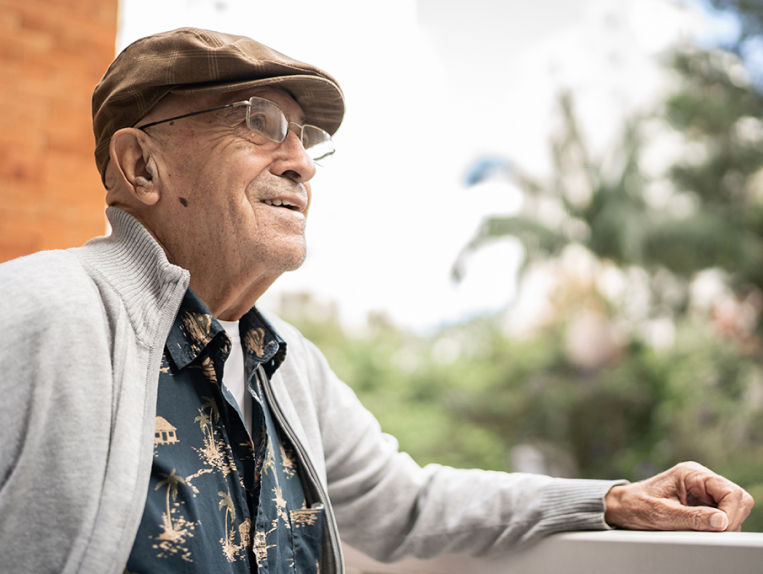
604;461;754;532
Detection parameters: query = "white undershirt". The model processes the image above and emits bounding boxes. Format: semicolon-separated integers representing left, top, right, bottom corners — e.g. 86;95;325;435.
218;319;253;436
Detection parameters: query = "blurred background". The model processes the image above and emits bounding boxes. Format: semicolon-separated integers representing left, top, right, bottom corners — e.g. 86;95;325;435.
2;0;762;529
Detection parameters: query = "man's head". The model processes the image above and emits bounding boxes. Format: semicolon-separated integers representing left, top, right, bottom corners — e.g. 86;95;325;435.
92;29;344;318
92;28;344;184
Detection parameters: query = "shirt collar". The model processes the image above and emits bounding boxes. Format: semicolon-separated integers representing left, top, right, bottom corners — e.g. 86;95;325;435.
166;288;286;375
240;306;287;377
165;289;227;370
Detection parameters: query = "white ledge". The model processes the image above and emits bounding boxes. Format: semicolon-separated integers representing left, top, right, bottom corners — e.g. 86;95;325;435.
345;530;763;574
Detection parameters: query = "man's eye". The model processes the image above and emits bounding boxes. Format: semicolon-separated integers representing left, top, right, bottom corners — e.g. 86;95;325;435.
250;113;268;132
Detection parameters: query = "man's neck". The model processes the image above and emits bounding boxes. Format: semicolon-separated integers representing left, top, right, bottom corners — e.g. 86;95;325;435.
188;273;277;321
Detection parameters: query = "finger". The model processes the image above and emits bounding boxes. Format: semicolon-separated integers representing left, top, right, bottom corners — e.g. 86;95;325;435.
719;489;755;531
700;473;737;504
682;468;744;529
683;466;727;504
659;498;729;531
698;474;754;531
671;462;714;505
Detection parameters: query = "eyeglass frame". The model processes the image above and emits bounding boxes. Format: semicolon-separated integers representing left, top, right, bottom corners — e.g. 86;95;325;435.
135;96;335;161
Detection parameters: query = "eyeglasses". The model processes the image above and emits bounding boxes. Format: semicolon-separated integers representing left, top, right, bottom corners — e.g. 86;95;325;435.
136;96;335;161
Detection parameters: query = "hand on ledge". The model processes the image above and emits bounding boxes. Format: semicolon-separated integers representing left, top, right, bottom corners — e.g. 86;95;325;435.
604;461;755;532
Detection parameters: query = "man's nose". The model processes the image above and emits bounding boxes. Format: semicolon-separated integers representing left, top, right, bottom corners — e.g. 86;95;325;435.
270;130;316;183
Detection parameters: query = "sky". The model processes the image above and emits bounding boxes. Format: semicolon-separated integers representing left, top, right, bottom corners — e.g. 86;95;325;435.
117;0;720;331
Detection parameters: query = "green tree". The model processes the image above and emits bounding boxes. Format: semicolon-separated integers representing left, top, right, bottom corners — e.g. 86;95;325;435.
455;3;763;320
448;2;763;528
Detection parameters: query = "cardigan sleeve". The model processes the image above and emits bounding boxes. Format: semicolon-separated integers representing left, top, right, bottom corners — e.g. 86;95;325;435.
0;250;115;573
277;321;624;562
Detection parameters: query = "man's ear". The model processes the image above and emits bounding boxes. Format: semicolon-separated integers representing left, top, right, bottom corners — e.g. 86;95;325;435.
109;128;160;206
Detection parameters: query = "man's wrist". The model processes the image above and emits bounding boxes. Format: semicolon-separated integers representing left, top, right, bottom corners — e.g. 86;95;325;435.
604;483;629;528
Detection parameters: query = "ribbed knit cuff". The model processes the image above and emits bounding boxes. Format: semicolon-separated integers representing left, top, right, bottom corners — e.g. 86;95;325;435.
538;478;630;534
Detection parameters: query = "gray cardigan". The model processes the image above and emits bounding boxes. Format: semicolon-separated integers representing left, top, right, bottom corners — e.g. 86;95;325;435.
0;208;620;573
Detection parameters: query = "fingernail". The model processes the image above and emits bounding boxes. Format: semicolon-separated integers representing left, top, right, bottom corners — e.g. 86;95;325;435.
710;513;727;530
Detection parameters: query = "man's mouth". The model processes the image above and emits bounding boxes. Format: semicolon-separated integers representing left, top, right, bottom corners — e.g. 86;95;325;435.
263;198;300;211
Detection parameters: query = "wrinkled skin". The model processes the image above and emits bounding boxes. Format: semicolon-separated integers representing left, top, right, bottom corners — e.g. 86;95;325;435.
605;461;754;531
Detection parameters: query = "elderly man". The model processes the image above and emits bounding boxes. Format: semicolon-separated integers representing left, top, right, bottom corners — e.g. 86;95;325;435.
0;28;753;574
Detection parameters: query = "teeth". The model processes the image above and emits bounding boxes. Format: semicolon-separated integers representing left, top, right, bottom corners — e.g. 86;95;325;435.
264;198;294;208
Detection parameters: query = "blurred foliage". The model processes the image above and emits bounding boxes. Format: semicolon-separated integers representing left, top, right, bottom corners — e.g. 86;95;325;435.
453;55;763;318
279;2;763;532
706;0;763;44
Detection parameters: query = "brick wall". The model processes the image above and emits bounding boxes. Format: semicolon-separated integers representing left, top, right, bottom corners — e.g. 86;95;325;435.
0;0;117;262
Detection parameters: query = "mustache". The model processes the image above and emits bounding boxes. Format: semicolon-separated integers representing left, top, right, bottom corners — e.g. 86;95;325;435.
254;171;308;196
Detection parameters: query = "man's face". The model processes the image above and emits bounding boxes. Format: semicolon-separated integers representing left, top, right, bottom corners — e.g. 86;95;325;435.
147;87;316;294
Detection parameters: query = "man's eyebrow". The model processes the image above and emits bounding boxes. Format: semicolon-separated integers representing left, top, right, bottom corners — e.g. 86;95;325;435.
215;104;246;123
283;105;306;125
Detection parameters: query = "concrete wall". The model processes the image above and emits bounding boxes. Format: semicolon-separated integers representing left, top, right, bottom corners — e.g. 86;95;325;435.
345;531;763;574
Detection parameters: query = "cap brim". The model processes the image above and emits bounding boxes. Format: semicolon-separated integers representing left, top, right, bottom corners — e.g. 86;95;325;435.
171;74;344;135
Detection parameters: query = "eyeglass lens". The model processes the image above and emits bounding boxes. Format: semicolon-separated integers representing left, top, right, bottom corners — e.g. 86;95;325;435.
245;97;334;161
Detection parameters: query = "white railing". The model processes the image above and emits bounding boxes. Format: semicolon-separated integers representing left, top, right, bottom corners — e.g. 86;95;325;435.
344;530;763;574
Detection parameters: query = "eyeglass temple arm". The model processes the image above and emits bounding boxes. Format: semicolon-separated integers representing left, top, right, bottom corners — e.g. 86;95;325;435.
136;100;250;130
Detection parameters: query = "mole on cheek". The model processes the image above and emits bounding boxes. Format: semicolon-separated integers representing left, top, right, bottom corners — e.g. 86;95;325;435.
179;197;189;207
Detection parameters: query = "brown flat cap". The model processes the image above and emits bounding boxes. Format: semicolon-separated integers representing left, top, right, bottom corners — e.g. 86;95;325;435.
92;27;344;184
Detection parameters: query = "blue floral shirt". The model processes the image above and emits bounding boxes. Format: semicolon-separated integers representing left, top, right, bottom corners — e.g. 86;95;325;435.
126;289;324;573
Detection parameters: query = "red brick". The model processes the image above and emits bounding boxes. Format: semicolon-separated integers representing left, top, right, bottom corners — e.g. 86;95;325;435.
0;0;117;262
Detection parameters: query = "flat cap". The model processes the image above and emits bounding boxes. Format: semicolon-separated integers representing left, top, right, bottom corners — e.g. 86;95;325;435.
92;27;344;183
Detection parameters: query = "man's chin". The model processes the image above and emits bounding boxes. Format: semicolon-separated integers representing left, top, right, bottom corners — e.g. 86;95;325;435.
286;251;308;272
279;244;308;272
255;237;308;276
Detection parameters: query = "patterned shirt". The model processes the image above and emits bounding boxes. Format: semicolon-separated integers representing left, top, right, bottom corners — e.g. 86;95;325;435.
126;289;324;573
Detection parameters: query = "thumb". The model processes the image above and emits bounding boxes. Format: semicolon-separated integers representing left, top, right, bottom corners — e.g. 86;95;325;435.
662;499;729;531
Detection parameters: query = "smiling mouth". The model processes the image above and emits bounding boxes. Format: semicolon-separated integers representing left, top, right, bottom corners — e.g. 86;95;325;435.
263;198;300;211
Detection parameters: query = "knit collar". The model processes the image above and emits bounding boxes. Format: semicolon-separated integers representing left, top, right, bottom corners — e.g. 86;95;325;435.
73;207;190;345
